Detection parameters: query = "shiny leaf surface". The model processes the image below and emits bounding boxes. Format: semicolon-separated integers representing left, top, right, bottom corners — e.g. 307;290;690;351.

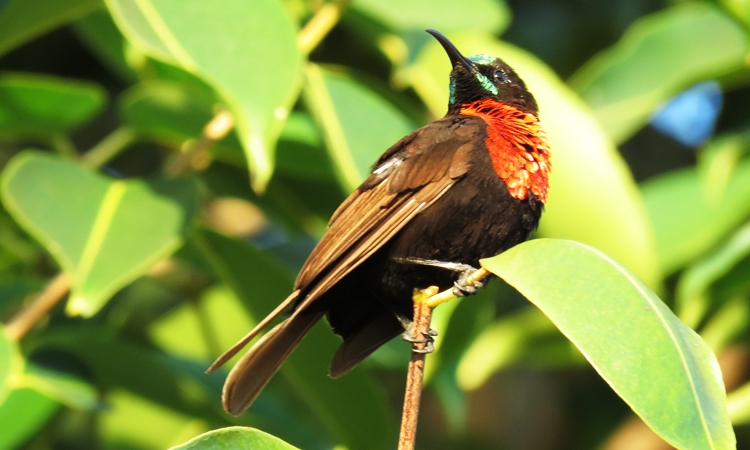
483;239;734;450
105;0;303;190
1;152;201;316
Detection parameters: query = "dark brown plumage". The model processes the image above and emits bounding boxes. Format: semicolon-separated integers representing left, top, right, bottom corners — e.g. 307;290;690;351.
207;29;551;416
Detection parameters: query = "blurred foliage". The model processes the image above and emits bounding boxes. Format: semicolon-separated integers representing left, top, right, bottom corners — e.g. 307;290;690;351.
0;0;749;449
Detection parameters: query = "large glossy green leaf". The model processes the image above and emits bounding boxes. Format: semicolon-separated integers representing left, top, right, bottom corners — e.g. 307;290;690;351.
1;151;202;317
194;229;394;450
0;73;106;138
0;0;102;56
482;239;734;450
171;426;298;450
408;33;661;287
0;388;58;450
303;64;415;191
105;0;303;191
643;160;750;275
570;3;747;143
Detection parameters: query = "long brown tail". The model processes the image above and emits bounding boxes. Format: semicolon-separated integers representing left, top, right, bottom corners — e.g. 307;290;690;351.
221;311;323;416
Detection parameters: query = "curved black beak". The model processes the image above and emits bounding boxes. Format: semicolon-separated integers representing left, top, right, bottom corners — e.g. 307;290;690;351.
426;29;477;75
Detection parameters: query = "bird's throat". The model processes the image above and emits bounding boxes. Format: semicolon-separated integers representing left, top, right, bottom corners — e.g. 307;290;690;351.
460;99;551;203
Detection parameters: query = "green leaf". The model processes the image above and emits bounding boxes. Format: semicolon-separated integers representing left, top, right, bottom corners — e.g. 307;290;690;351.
482;239;735;450
0;325;21;404
73;9;136;82
101;389;208;449
728;381;750;425
352;0;510;35
0;388;58;450
1;151;202;317
29;326;226;420
303;64;415;191
149;284;254;365
118;80;220;143
0;0;102;56
0;73;106;139
570;3;747;143
170;426;298;450
105;0;303;191
17;363;99;410
643;159;750;275
275;112;332;182
408;33;661;288
194;229;395;450
676;223;750;327
457;307;582;390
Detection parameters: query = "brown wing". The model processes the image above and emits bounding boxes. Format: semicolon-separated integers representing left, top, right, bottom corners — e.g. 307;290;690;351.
291;116;481;314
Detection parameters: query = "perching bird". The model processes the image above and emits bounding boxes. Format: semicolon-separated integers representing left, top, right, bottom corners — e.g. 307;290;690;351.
207;29;551;416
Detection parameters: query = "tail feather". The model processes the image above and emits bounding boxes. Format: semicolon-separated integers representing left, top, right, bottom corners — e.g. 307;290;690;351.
222;312;323;416
206;290;300;374
329;309;403;378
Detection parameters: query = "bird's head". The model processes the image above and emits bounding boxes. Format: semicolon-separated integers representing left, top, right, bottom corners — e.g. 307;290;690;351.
426;29;538;116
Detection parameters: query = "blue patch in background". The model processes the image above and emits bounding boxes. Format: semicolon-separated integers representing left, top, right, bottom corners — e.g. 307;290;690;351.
650;81;723;148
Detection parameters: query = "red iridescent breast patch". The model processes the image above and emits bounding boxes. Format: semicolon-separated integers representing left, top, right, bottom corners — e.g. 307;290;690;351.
460;99;551;203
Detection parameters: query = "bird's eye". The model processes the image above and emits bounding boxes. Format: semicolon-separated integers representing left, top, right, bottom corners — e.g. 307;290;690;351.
494;69;510;84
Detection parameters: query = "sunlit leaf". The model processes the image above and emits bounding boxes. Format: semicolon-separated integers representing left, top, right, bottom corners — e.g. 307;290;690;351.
570;3;747;143
408;33;661;287
0;0;101;56
676;223;750;327
728;381;750;425
303;64;415;191
170;426;298;450
149;284;254;365
0;73;106;139
105;0;303;191
0;388;58;449
0;325;21;404
699;296;749;351
352;0;510;35
1;151;202;316
18;363;99;410
194;229;395;450
643;160;750;275
101;389;208;449
457;306;582;390
482;239;734;450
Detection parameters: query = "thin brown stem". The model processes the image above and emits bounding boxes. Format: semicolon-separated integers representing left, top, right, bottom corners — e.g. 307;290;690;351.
298;0;351;55
398;286;438;450
5;273;70;341
80;126;138;169
164;110;234;177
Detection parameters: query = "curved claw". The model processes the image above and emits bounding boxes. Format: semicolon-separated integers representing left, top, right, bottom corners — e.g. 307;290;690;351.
453;275;484;297
402;330;437;353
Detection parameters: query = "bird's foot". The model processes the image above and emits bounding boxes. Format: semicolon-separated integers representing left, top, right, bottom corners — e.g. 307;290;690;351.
402;328;438;354
452;267;484;297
